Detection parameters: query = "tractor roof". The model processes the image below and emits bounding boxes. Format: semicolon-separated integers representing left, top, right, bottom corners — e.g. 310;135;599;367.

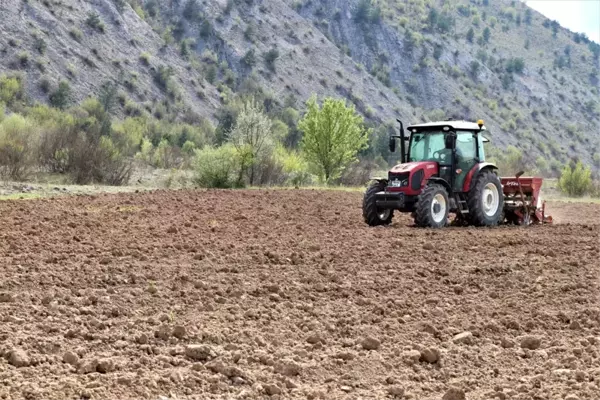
407;120;487;132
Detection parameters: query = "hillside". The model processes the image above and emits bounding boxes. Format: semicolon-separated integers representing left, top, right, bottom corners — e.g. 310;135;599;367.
0;0;599;174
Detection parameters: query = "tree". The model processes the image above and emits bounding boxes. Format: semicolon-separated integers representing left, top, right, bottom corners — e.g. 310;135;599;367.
551;20;559;37
524;9;532;25
469;60;480;79
466;28;474;43
98;81;118;113
428;8;439;29
226;97;274;185
298;96;369;183
483;27;491;43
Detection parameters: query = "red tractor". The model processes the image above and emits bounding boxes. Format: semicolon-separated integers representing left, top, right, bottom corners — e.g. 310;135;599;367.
362;119;552;228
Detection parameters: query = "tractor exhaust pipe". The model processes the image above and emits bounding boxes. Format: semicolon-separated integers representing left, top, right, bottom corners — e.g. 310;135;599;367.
396;119;405;164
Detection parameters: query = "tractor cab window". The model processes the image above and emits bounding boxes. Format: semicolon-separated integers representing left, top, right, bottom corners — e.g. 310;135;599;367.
456;132;477;162
408;131;450;163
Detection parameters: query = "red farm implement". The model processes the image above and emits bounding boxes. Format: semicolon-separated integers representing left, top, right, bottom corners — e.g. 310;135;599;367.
500;171;553;226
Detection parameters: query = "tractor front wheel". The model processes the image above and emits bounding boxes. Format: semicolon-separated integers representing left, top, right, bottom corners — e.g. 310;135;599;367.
467;170;504;226
414;184;449;228
363;181;394;226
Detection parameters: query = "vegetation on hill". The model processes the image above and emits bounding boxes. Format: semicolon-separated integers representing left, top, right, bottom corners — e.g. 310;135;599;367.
0;0;598;195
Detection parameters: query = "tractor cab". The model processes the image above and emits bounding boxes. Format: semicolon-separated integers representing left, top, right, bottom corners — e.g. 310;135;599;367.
399;120;489;193
363;119;503;228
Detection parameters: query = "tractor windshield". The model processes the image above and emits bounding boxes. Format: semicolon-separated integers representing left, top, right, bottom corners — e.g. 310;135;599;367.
408;131;449;162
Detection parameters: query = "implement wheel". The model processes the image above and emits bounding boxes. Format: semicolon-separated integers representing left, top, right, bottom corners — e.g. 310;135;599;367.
414;184;449;228
363;181;394;226
467;170;504;227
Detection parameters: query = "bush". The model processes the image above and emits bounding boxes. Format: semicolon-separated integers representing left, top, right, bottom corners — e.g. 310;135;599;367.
558;161;592;197
241;49;256;68
49;81;72;110
0;74;25;106
0;114;38;180
139;52;151;65
264;48;279;72
274;145;312;186
193;144;241;188
353;0;381;25
86;12;106;33
29;104;77;173
506;57;525;74
69;28;83;42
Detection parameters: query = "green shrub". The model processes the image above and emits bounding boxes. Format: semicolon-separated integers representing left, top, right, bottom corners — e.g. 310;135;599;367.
86;12;106;33
0;114;39;180
193;144;241;188
0;74;25;106
49;81;72;110
241;49;256;68
69;28;83;42
274;145;312;186
264;48;279;71
558;161;592;197
353;0;381;25
139;52;151;65
506;57;525;74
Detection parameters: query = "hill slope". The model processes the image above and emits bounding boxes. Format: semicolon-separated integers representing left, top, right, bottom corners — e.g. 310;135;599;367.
1;0;599;170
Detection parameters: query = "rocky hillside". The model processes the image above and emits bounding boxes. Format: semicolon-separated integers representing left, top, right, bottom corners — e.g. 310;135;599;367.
1;0;599;169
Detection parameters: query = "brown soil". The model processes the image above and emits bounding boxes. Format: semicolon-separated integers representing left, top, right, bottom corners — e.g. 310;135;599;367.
0;189;598;400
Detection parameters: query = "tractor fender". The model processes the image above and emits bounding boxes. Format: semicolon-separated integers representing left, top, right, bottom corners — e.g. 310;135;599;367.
426;177;452;193
463;163;498;192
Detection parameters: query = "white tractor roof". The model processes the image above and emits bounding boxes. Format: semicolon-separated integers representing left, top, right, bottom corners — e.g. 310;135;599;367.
407;120;487;131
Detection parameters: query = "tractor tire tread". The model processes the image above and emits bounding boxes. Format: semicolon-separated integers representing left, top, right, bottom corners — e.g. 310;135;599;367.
363;182;394;226
414;183;448;228
467;170;504;227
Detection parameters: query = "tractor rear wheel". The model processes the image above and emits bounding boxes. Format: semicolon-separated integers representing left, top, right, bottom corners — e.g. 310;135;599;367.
363;181;394;226
467;170;504;226
414;184;449;228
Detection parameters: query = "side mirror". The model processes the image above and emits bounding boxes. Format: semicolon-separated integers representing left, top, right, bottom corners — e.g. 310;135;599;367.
444;132;456;150
389;136;396;153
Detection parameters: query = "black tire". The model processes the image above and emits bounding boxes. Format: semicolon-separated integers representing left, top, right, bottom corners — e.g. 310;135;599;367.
414;184;449;228
363;181;394;226
467;170;504;227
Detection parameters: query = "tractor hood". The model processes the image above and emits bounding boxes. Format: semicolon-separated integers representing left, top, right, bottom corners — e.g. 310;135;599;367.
389;161;437;174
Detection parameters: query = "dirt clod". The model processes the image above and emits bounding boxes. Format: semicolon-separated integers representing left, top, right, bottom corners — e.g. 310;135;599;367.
520;336;542;350
63;351;79;366
274;360;301;377
185;345;215;361
0;293;14;303
360;336;381;350
96;358;115;373
442;387;466;400
387;386;405;397
420;348;441;364
453;331;474;345
8;349;29;367
403;350;422;365
264;383;282;396
172;325;186;339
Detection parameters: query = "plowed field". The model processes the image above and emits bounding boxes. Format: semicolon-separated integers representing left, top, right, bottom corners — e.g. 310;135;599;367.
0;190;598;400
